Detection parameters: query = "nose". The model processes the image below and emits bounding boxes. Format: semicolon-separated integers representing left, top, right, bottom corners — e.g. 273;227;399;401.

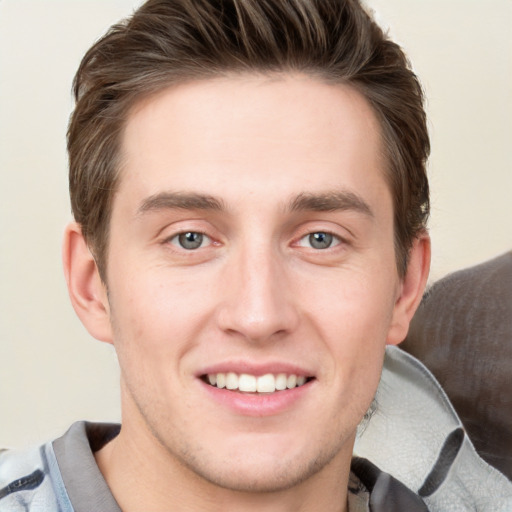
216;243;299;343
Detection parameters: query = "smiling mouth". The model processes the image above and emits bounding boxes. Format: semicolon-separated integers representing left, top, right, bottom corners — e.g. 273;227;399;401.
202;372;313;393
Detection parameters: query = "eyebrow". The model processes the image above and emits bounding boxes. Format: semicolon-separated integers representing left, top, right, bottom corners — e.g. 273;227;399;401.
136;190;373;218
288;191;373;217
137;192;226;216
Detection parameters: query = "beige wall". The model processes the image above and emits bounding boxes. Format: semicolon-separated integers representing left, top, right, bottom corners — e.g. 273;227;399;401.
1;0;511;447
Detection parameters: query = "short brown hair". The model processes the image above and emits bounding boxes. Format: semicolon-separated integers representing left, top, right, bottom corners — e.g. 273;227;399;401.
68;0;429;280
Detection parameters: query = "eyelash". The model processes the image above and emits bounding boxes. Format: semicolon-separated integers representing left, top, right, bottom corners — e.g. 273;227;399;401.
294;230;345;251
164;229;345;253
167;231;213;251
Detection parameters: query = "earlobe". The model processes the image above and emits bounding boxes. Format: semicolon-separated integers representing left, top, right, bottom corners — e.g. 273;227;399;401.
62;222;113;343
386;233;431;346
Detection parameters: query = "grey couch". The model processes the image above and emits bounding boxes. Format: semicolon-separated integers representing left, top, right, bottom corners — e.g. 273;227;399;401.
402;251;512;479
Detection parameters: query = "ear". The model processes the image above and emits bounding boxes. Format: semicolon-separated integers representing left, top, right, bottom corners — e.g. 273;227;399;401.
387;232;431;346
62;222;113;343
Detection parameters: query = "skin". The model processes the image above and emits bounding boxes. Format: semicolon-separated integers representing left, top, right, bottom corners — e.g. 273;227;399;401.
64;74;430;512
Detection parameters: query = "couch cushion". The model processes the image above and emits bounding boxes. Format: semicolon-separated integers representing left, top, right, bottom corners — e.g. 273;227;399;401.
401;251;512;479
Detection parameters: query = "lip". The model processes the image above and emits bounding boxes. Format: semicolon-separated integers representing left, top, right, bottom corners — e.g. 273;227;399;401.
196;361;315;417
197;361;313;378
200;377;314;416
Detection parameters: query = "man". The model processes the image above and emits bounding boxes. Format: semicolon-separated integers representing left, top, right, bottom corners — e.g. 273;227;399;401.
0;1;510;510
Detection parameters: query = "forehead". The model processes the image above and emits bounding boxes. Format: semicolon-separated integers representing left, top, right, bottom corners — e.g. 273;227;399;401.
117;73;388;212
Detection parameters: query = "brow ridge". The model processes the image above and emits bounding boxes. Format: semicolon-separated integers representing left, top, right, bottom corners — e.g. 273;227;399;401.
137;190;373;218
137;192;226;215
289;191;373;216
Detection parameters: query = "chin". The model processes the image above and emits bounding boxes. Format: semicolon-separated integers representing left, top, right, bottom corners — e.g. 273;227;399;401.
163;432;350;494
182;454;326;493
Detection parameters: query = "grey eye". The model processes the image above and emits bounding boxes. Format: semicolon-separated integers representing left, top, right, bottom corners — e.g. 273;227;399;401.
308;232;334;249
175;232;207;250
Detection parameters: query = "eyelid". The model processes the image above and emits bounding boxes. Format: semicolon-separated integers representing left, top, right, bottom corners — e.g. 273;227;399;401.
158;219;220;251
168;231;213;250
291;220;351;244
157;217;220;242
295;231;343;249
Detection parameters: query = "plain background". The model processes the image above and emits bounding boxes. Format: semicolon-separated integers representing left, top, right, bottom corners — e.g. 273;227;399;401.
1;0;511;448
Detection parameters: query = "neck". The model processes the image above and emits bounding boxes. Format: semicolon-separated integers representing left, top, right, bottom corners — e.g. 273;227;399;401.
95;421;351;512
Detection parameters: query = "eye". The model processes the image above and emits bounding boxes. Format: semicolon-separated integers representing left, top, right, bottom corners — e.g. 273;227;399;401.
170;232;211;250
298;232;340;250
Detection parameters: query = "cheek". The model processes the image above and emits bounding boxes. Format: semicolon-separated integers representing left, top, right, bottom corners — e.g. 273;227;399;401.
301;269;395;388
302;265;397;334
112;263;211;327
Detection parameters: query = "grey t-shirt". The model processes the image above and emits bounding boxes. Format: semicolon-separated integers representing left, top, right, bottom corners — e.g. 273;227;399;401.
0;421;373;511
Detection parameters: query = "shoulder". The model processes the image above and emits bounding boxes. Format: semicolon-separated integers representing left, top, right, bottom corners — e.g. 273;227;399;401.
350;457;428;511
0;443;69;512
0;421;120;512
402;252;512;477
355;347;512;511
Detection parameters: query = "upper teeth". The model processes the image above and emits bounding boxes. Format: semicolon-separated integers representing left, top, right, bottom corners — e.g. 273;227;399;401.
207;373;307;393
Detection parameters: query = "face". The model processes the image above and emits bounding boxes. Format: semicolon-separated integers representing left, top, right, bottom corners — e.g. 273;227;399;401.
104;74;405;492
